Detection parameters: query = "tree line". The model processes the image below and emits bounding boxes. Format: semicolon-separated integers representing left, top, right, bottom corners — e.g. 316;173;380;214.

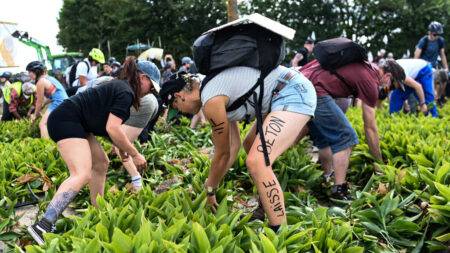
57;0;450;63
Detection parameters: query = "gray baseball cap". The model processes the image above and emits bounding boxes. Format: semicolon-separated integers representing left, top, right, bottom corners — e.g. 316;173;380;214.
181;57;193;65
137;60;161;93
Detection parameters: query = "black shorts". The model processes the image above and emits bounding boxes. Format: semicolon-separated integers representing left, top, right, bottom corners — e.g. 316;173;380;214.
47;100;88;142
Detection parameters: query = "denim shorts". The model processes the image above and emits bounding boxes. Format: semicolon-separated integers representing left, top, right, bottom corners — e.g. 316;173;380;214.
271;70;317;117
308;96;358;153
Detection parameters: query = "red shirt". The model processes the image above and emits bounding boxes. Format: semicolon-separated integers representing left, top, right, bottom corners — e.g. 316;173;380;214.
300;60;380;107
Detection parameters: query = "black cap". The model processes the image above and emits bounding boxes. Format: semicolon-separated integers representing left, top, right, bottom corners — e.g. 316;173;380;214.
159;71;189;106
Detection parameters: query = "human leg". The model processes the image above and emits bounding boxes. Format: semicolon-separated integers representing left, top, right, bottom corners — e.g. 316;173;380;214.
44;138;92;222
86;134;109;206
318;147;334;176
28;137;92;245
38;110;51;138
246;111;312;227
309;96;358;199
120;125;144;190
416;65;438;117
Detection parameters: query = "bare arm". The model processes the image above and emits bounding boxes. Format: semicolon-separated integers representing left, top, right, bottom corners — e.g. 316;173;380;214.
203;96;231;188
405;77;426;104
414;48;422;59
78;75;88;86
290;53;303;68
106;113;139;156
440;48;448;70
362;102;382;161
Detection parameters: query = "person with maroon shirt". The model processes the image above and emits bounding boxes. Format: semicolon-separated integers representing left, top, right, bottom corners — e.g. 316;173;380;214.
300;59;404;200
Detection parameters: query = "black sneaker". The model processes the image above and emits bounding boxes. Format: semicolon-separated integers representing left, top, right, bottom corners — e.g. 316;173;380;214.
331;183;353;202
27;218;54;245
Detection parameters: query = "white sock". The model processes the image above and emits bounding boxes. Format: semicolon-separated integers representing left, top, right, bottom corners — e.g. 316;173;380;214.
131;175;142;189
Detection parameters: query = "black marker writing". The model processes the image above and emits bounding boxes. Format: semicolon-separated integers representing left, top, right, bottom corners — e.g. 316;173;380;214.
210;119;225;135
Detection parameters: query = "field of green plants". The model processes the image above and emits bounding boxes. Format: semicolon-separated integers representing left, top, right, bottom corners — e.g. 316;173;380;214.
0;104;449;252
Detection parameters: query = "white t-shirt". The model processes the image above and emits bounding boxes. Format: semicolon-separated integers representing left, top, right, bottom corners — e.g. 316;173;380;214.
396;59;429;79
65;59;98;87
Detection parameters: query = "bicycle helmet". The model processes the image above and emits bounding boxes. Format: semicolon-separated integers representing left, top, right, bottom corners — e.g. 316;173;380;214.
0;71;12;79
107;57;117;66
428;21;444;34
89;48;106;64
26;61;45;72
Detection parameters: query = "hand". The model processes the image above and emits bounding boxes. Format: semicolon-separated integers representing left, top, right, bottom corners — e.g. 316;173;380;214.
206;194;219;213
420;103;428;114
132;153;147;170
117;148;129;162
30;114;36;122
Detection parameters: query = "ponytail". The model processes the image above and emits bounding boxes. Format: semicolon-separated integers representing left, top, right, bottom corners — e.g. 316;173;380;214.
35;68;47;84
119;56;141;109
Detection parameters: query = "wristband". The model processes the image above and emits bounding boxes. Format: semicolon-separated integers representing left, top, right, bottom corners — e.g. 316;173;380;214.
419;102;426;106
205;184;217;196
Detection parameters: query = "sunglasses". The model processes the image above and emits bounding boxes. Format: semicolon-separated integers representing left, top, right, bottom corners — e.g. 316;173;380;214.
431;33;438;36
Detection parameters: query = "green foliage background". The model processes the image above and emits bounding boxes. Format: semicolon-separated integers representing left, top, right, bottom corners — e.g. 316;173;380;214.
57;0;450;63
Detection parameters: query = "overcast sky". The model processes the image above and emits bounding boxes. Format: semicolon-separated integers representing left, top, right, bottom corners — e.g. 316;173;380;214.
1;0;63;53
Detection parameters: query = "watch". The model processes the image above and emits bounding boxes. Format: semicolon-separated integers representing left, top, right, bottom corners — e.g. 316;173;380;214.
206;185;216;196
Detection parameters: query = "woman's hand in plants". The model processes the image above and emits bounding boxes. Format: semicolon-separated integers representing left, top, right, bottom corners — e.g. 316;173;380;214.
132;153;147;170
30;114;36;122
206;194;219;213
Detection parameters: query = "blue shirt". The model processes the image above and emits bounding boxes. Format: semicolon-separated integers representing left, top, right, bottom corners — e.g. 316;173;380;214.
416;36;445;67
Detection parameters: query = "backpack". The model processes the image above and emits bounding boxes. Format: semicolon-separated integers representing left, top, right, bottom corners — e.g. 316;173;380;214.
420;35;445;57
193;23;286;166
68;60;90;87
313;37;367;90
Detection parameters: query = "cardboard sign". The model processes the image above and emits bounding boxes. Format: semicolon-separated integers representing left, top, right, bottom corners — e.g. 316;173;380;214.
204;13;296;40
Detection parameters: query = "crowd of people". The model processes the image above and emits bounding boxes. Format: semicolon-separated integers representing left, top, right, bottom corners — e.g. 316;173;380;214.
0;18;449;245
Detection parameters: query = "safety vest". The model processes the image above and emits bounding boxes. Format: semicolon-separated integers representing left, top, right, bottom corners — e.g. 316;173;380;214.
3;82;34;106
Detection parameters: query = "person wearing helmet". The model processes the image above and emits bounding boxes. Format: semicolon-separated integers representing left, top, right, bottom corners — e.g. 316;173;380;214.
110;61;122;76
27;57;160;245
65;48;105;96
26;61;69;138
98;57;119;77
1;81;36;121
414;21;448;70
0;71;12;100
0;71;12;86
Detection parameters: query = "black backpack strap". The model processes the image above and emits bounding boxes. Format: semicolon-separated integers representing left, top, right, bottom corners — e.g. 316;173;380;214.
254;69;271;166
75;60;91;80
83;60;90;74
226;78;261;112
330;69;357;96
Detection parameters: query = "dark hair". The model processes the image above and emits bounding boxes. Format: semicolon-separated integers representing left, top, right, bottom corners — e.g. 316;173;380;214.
34;68;47;84
119;56;141;109
379;59;406;85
